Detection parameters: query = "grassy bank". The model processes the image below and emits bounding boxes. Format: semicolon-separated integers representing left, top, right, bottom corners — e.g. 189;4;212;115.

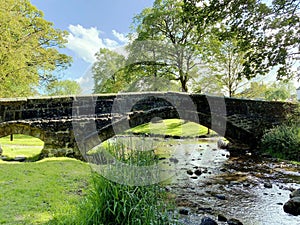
0;134;174;225
128;119;213;137
0;134;44;159
0;158;92;225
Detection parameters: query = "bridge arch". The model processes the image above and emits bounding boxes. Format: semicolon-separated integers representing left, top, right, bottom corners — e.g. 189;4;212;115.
0;123;45;140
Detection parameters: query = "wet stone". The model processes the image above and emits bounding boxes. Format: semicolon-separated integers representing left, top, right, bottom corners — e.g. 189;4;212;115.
215;194;226;200
218;214;227;222
283;197;300;216
178;207;190;215
194;169;202;176
14;155;26;162
200;217;218;225
187;170;193;175
290;188;300;198
264;183;273;188
227;218;244;225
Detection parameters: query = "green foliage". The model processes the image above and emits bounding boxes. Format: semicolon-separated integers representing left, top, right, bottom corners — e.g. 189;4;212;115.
185;0;300;81
237;81;295;101
265;81;295;101
92;48;127;93
261;104;300;161
55;141;174;225
45;80;82;96
197;36;247;97
0;0;72;97
237;82;268;99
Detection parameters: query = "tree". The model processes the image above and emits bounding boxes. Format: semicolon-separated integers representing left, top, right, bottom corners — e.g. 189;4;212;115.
129;0;203;92
45;80;82;96
237;82;268;99
198;36;248;97
92;48;127;93
184;0;300;81
265;81;295;101
0;0;72;97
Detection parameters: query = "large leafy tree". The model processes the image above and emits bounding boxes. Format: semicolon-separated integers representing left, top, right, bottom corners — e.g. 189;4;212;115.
0;0;72;97
129;0;203;92
184;0;300;81
198;36;248;97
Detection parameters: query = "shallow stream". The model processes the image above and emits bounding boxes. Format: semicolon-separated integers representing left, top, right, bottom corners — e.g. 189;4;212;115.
153;137;300;225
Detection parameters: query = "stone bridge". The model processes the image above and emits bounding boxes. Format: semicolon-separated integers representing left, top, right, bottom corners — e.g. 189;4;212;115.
0;92;297;160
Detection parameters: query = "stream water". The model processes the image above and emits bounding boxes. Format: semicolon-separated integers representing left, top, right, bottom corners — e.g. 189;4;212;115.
149;137;300;225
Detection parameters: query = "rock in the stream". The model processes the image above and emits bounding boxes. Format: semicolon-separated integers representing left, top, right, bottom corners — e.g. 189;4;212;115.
187;170;193;175
263;183;273;189
194;169;202;176
178;207;190;215
217;139;228;149
290;188;300;198
283;197;300;216
200;217;218;225
227;218;243;225
215;194;226;200
217;214;227;222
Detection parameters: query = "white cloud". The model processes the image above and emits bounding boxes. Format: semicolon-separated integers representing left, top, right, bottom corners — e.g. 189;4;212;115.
112;30;129;43
66;25;129;94
66;25;104;63
66;25;128;63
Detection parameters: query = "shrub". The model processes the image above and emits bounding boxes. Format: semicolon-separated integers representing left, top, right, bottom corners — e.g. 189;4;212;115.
261;123;300;161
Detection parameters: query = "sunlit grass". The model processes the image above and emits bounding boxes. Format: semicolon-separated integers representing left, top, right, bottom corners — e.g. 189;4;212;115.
0;134;44;159
128;119;214;137
0;157;92;225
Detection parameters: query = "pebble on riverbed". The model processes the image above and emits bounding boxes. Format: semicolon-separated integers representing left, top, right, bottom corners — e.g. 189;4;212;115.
227;218;243;225
263;182;273;189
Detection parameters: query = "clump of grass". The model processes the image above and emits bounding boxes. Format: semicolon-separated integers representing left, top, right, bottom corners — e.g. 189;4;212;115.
53;138;175;225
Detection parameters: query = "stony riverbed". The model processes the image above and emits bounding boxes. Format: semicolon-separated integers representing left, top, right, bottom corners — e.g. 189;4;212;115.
154;138;300;225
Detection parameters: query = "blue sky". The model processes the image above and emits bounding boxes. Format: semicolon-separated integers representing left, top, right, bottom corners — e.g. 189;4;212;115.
30;0;154;93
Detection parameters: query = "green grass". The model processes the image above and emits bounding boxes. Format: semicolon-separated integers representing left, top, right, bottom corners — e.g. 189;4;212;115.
53;139;175;225
0;134;44;159
128;119;213;137
0;158;92;225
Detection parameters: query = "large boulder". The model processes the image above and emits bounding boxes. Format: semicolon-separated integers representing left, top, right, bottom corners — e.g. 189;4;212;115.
283;197;300;216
